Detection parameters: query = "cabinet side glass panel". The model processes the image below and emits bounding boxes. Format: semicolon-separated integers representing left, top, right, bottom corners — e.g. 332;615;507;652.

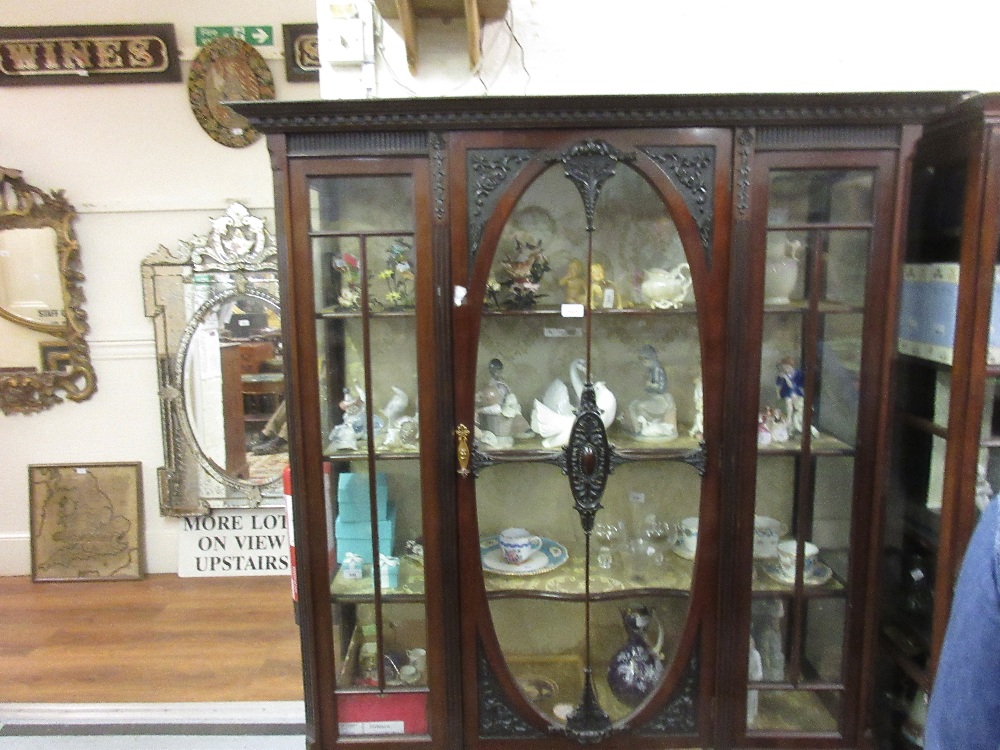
309;175;428;738
749;169;873;735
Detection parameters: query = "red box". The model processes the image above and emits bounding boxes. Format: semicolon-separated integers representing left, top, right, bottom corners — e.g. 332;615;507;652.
338;691;428;736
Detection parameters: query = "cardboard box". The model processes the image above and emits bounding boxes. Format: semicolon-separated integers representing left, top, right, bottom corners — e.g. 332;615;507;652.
337;471;389;523
335;502;396;563
898;263;1000;365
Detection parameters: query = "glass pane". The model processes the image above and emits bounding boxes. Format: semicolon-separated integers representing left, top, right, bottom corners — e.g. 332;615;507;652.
309;176;414;233
825;229;870;307
473;153;703;731
768;170;874;225
751;690;840;733
309;173;426;739
817;313;864;447
980;378;1000;512
804;597;846;682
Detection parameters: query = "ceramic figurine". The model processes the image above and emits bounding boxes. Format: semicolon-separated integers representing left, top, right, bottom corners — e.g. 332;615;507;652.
689;375;704;439
531;359;617;448
764;407;789;444
487;235;551;310
757;411;772;447
775;358;806;436
607;605;664;707
640;262;692;309
558;258;588;305
619;345;678;441
328;382;383;450
475;358;531;448
976;463;994;512
381;386;409;427
590;262;622;309
747;635;762;726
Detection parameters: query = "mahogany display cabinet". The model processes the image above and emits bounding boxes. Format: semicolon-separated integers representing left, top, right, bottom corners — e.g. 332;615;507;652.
231;92;1000;750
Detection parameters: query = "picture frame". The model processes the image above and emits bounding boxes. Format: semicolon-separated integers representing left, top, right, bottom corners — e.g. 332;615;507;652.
29;462;144;582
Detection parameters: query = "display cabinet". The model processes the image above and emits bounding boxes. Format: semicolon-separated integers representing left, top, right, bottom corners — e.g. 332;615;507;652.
877;97;1000;748
231;92;983;750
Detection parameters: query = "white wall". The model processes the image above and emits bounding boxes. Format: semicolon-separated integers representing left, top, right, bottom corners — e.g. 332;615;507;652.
1;0;998;576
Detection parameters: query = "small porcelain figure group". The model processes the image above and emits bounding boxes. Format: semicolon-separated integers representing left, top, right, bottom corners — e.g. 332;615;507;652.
758;358;815;446
475;358;532;449
328;380;419;451
619;345;678;440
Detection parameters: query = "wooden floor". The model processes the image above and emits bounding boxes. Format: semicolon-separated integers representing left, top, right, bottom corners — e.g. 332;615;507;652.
0;574;304;703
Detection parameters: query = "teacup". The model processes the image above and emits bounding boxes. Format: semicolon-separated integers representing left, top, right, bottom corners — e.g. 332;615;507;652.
777;539;819;579
676;517;699;556
753;516;783;559
499;527;543;565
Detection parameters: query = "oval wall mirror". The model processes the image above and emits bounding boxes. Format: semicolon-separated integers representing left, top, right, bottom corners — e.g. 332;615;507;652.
0;167;96;414
143;203;283;515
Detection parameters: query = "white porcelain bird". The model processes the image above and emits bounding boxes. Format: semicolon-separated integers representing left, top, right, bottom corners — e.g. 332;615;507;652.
381;386;409;427
531;359;617;448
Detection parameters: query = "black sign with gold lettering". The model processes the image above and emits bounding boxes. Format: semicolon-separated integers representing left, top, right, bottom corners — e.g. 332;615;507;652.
282;23;319;83
0;24;180;86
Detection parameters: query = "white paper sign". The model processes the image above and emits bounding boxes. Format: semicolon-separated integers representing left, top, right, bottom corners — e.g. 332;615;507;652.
178;508;291;577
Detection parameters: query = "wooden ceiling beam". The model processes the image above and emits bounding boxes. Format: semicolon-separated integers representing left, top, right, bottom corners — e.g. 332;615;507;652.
374;0;507;71
394;0;419;74
465;0;481;70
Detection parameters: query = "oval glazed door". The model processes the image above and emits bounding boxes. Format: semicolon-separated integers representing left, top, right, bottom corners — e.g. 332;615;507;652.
452;130;731;745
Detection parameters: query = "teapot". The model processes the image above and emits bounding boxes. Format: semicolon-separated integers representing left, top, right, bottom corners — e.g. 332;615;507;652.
640;262;692;309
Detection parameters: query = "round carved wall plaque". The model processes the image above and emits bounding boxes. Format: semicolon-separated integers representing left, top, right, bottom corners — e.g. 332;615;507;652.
187;37;275;148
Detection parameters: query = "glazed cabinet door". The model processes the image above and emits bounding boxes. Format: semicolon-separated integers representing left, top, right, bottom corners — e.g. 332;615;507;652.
282;156;448;747
879;106;1000;748
730;147;902;746
450;130;731;747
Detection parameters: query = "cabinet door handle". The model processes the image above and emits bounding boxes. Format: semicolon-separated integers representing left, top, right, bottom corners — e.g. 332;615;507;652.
455;424;471;476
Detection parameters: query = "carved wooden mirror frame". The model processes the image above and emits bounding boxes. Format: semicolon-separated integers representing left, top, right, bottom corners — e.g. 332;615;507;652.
0;167;96;415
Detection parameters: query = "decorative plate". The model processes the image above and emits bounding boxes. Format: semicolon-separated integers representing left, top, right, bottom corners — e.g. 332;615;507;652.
187;37;275;148
762;560;833;587
481;536;568;576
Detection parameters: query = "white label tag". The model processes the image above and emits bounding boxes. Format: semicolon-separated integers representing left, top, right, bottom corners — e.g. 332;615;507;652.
339;721;405;735
560;303;585;318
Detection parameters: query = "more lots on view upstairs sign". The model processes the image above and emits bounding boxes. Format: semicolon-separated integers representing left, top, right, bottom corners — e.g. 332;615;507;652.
0;24;181;85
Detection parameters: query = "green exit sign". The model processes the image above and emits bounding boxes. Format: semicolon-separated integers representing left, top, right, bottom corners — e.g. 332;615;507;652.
195;25;274;47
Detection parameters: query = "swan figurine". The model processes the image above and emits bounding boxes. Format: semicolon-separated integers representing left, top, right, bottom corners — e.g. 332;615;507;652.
381;385;409;427
531;359;617;448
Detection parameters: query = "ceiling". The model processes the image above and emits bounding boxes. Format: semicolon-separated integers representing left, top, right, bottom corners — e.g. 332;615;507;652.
372;0;510;71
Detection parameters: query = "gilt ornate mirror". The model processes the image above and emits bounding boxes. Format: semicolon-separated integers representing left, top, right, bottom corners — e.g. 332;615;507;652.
0;167;96;415
143;203;284;516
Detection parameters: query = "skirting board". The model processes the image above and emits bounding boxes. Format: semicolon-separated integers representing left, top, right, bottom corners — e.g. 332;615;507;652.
0;701;305;728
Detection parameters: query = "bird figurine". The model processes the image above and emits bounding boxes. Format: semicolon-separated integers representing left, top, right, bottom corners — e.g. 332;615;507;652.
530;359;616;449
381;386;409;428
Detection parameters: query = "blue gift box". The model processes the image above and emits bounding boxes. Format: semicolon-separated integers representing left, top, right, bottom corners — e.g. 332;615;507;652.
335;501;396;563
898;263;1000;365
337;471;389;523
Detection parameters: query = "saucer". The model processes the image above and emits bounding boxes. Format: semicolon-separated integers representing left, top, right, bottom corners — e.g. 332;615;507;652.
671;542;696;560
762;560;833;587
481;536;568;576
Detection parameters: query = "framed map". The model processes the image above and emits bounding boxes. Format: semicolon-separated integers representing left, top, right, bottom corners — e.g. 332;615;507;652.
29;462;144;581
